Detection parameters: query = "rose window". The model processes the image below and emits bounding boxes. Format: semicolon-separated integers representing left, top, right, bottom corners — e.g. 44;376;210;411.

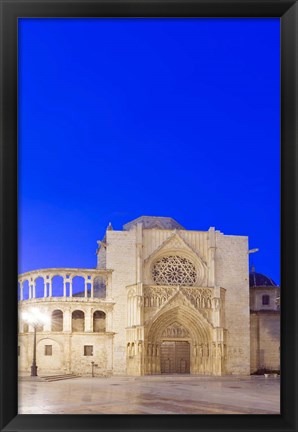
152;256;197;286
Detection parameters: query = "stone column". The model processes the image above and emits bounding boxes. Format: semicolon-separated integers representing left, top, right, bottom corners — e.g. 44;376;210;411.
63;277;67;297
69;279;73;297
29;283;32;299
132;296;136;326
136;295;142;326
20;281;23;301
132;297;135;326
32;281;36;298
44;279;47;298
84;278;88;298
130;296;133;327
90;278;94;298
63;308;72;332
85;307;92;332
155;343;161;374
49;277;52;297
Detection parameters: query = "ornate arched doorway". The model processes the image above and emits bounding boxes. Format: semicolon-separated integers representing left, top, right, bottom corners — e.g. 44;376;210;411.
145;304;215;375
159;321;190;374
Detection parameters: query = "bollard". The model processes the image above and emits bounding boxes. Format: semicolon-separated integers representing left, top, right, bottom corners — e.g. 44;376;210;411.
91;361;98;377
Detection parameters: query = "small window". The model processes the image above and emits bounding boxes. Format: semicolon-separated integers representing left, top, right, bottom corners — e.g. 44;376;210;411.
18;346;20;356
45;345;52;356
262;295;270;305
84;345;93;356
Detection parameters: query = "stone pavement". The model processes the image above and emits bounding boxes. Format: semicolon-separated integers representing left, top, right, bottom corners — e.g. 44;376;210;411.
18;375;280;415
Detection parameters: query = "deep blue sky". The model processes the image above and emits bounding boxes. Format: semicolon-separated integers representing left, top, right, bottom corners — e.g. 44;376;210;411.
18;18;280;284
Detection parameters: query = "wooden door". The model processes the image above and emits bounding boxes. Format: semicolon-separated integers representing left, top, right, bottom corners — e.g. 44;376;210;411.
161;341;175;373
161;341;190;374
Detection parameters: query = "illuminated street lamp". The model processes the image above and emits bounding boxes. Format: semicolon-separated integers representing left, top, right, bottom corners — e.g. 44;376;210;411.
21;308;50;377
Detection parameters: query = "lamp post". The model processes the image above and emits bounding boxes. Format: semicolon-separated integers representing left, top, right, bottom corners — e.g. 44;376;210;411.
31;323;37;376
22;308;50;377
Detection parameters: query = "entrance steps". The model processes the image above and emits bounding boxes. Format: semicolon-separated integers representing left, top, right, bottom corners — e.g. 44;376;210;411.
40;373;80;382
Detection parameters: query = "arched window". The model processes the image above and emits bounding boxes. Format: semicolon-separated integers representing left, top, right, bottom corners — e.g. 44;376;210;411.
152;255;197;286
93;311;106;332
51;310;63;331
23;323;29;333
262;294;270;306
72;310;84;332
51;276;64;297
72;276;85;297
22;280;30;300
35;277;45;298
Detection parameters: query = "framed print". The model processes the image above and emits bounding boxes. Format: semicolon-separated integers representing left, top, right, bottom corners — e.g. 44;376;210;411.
0;1;297;432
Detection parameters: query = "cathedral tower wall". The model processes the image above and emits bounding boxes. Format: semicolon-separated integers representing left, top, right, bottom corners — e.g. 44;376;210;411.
215;232;250;374
106;229;137;374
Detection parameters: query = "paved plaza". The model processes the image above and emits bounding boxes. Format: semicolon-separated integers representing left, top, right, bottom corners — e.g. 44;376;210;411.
18;375;280;414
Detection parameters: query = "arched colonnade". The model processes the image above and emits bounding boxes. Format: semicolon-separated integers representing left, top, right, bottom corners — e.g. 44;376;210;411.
18;268;112;300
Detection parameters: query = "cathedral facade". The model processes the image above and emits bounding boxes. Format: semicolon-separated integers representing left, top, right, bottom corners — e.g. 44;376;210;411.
18;216;280;376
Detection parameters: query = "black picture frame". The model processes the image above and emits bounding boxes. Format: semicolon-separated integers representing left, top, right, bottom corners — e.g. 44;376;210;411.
0;1;297;431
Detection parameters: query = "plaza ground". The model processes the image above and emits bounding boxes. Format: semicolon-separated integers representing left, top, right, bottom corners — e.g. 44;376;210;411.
18;375;280;414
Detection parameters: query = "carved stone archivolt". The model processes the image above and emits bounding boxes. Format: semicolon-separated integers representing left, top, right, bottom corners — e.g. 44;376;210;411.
161;322;190;338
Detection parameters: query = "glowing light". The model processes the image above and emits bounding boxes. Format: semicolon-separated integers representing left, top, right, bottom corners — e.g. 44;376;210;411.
22;308;49;325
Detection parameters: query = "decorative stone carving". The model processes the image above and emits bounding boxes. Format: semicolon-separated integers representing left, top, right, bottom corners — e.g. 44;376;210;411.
213;297;220;310
212;342;217;358
161;322;190;338
152;256;197;286
144;286;176;308
167;238;185;250
143;286;213;317
181;287;212;310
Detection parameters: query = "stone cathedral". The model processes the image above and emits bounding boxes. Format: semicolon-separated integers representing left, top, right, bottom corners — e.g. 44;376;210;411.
18;216;280;376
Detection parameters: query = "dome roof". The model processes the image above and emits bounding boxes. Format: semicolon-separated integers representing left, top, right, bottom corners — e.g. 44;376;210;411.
249;266;277;287
123;216;184;231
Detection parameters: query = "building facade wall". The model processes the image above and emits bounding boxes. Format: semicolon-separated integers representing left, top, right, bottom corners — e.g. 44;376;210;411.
18;296;114;376
250;312;280;372
250;287;280;311
18;218;275;377
18;332;113;375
